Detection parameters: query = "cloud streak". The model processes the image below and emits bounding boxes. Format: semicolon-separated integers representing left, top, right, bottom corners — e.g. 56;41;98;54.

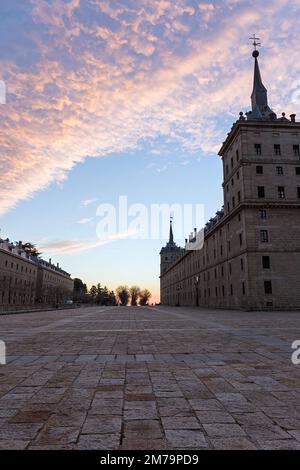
0;0;299;214
38;228;138;254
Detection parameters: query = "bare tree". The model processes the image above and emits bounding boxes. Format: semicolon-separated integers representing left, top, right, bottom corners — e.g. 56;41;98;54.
139;289;151;306
130;286;140;306
116;286;130;306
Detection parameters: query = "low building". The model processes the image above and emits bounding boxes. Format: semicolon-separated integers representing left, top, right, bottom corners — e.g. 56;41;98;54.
0;238;73;309
0;239;37;308
36;259;73;305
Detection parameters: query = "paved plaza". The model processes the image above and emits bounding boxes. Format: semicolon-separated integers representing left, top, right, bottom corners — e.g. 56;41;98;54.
0;306;300;450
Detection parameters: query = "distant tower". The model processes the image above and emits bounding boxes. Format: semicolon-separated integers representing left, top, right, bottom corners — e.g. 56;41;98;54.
159;219;185;303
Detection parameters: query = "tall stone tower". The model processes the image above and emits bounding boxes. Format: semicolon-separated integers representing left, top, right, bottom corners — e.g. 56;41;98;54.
159;39;300;310
160;219;184;276
218;42;300;309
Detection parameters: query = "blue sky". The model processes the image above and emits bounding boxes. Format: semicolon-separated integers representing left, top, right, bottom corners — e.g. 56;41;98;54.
1;0;300;301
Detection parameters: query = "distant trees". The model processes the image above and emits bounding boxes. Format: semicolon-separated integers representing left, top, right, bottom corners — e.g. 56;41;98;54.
73;278;88;302
116;285;152;306
95;284;116;306
130;286;140;306
73;280;151;307
139;289;151;306
116;286;130;306
73;279;116;305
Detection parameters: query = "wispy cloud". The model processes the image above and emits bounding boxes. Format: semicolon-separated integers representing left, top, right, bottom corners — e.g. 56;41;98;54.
80;198;97;207
0;0;298;214
77;217;94;224
39;229;138;254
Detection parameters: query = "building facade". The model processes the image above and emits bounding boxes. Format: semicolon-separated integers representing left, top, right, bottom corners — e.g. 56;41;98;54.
0;238;73;309
36;259;74;305
160;48;300;310
0;239;37;308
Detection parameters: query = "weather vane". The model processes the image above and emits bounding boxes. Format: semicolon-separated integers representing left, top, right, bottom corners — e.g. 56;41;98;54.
249;34;261;57
249;34;261;50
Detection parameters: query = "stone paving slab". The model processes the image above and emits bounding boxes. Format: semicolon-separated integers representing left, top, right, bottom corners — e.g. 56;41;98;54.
0;305;300;449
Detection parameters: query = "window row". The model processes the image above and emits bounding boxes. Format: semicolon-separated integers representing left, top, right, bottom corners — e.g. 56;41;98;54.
1;259;35;275
256;165;300;175
254;143;300;156
198;280;272;297
257;186;300;199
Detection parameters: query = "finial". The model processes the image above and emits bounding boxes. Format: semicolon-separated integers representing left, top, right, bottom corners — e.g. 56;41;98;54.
249;34;261;57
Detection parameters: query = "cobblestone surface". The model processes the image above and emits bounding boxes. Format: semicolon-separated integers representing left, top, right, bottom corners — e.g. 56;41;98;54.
0;305;300;449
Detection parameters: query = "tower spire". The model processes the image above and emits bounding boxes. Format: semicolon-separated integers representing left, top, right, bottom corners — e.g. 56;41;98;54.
248;35;275;120
169;217;174;244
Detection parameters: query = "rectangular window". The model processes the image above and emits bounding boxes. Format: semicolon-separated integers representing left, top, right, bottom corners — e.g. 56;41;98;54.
238;191;241;202
255;143;261;155
232;196;235;208
240;258;244;271
236;149;239;161
293;145;300;156
231;157;233;168
297;187;300;199
262;256;270;269
278;186;285;199
256;165;263;174
296;167;300;175
260;209;267;219
222;285;225;297
242;282;245;295
276;166;283;175
274;144;281;155
260;230;269;243
230;284;233;296
239;233;243;246
237;171;240;179
264;281;272;294
258;186;265;198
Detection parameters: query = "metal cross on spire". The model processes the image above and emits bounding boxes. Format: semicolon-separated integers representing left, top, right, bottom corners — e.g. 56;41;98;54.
249;34;261;51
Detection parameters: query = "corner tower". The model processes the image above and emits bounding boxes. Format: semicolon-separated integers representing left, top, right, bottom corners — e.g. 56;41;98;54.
160;219;184;276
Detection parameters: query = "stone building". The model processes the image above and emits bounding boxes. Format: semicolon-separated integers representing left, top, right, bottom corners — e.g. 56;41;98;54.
0;238;73;309
0;239;37;308
36;259;74;305
160;47;300;310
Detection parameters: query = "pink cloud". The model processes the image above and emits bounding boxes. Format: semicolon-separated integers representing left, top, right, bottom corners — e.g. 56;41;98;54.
0;0;299;215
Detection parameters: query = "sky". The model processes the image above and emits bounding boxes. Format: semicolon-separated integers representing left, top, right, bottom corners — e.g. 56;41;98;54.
1;0;300;303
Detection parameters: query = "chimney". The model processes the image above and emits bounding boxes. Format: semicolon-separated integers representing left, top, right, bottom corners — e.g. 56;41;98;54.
290;114;296;123
57;262;59;268
49;258;52;265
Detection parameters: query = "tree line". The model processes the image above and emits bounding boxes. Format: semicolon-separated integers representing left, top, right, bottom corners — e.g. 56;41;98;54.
73;279;151;306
